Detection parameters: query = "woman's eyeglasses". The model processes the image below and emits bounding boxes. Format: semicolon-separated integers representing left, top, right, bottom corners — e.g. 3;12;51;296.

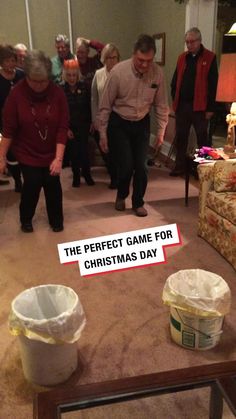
106;56;119;60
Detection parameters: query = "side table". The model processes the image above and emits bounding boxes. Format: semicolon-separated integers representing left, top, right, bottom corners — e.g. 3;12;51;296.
185;155;199;206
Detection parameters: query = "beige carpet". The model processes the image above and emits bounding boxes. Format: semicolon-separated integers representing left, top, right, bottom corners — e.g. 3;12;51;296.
0;164;235;418
0;186;12;224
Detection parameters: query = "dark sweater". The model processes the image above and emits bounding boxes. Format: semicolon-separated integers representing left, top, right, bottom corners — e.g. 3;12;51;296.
0;68;25;130
61;81;91;131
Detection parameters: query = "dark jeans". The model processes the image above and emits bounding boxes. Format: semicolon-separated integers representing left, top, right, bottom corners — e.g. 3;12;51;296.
175;102;210;170
108;112;150;208
67;125;92;176
20;164;63;227
94;129;117;184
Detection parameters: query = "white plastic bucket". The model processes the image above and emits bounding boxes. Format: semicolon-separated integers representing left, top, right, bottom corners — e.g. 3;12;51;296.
18;335;78;386
9;284;86;386
162;269;231;351
170;307;224;350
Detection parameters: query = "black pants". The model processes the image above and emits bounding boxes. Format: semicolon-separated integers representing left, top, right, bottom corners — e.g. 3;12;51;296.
175;102;210;170
108;112;150;208
94;129;117;184
67;125;92;176
20;164;63;227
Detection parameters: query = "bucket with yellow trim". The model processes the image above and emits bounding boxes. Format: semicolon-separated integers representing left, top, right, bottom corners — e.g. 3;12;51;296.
162;269;231;350
170;306;224;350
9;284;86;385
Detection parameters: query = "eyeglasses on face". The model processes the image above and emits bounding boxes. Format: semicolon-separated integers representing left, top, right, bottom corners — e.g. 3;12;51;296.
106;55;119;60
185;38;200;45
28;77;48;84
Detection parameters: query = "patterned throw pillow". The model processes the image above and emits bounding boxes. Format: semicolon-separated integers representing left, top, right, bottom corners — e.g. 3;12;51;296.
213;160;236;192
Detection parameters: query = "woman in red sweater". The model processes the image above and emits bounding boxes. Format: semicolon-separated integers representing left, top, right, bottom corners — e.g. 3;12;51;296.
0;50;69;232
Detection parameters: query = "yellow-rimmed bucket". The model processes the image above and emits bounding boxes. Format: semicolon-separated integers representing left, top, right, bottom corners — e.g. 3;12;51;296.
163;269;231;351
9;284;86;385
170;306;224;350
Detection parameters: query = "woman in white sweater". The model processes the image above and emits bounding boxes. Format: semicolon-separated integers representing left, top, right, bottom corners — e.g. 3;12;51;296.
91;43;120;189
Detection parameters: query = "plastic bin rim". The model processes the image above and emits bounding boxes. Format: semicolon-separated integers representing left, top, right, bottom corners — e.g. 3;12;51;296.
166;289;227;301
11;284;79;322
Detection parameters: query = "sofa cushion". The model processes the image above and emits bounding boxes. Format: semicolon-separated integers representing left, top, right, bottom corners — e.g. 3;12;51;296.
214;160;236;192
206;190;236;225
199;207;236;270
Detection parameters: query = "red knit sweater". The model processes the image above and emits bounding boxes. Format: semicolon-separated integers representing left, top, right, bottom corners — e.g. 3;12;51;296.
3;79;69;167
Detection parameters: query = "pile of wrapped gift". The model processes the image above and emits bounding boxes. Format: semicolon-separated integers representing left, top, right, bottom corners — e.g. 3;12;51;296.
194;146;229;163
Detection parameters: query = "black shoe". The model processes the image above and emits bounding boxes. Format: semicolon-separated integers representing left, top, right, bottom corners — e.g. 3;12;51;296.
147;158;155;167
108;180;117;190
72;177;80;187
62;162;70;168
169;169;185;177
132;206;148;217
115;197;126;211
83;175;95;186
51;224;64;232
21;222;33;233
14;179;22;193
0;179;9;185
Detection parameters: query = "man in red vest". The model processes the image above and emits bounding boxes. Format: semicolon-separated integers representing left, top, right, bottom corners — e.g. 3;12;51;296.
170;27;218;176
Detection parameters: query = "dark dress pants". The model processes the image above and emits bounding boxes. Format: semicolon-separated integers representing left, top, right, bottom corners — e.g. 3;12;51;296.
68;125;92;177
20;164;63;227
93;130;117;184
174;102;209;171
108;112;150;209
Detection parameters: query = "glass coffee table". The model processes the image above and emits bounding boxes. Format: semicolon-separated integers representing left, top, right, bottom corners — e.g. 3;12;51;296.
33;360;236;419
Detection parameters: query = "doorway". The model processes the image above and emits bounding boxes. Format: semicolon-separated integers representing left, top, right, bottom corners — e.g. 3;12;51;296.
213;0;236;148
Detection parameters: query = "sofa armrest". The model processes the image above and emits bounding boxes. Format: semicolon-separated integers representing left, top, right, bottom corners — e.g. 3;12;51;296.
214;160;236;192
197;163;215;218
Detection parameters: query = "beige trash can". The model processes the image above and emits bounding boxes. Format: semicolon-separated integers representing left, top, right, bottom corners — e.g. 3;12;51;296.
9;284;86;386
162;269;231;350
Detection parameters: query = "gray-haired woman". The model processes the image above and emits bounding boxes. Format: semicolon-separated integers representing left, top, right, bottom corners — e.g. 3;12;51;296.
0;50;69;232
91;43;120;189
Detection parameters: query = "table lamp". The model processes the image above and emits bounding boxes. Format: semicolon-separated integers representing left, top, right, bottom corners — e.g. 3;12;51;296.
216;23;236;158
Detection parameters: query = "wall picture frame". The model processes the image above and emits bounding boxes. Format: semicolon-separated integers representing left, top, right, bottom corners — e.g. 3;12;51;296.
153;33;165;65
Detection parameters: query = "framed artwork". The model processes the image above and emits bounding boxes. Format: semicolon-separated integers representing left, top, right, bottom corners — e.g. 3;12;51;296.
153;33;165;65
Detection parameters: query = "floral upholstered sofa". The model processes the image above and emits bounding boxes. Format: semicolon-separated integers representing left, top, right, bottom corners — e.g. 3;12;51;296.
197;159;236;270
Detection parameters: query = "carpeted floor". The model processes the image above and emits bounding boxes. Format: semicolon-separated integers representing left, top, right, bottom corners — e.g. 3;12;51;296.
0;164;235;418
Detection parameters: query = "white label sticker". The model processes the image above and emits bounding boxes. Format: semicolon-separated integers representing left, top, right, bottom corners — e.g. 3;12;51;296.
57;223;181;277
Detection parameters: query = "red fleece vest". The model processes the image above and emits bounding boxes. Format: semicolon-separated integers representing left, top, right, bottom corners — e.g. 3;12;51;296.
173;46;215;112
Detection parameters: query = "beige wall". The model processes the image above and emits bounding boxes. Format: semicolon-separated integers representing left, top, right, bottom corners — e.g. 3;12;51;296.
29;0;70;55
139;1;186;103
0;0;185;92
0;0;28;46
71;0;143;60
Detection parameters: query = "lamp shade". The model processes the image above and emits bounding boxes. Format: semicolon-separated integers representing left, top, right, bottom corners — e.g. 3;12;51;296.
227;23;236;36
216;54;236;103
223;24;236;53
